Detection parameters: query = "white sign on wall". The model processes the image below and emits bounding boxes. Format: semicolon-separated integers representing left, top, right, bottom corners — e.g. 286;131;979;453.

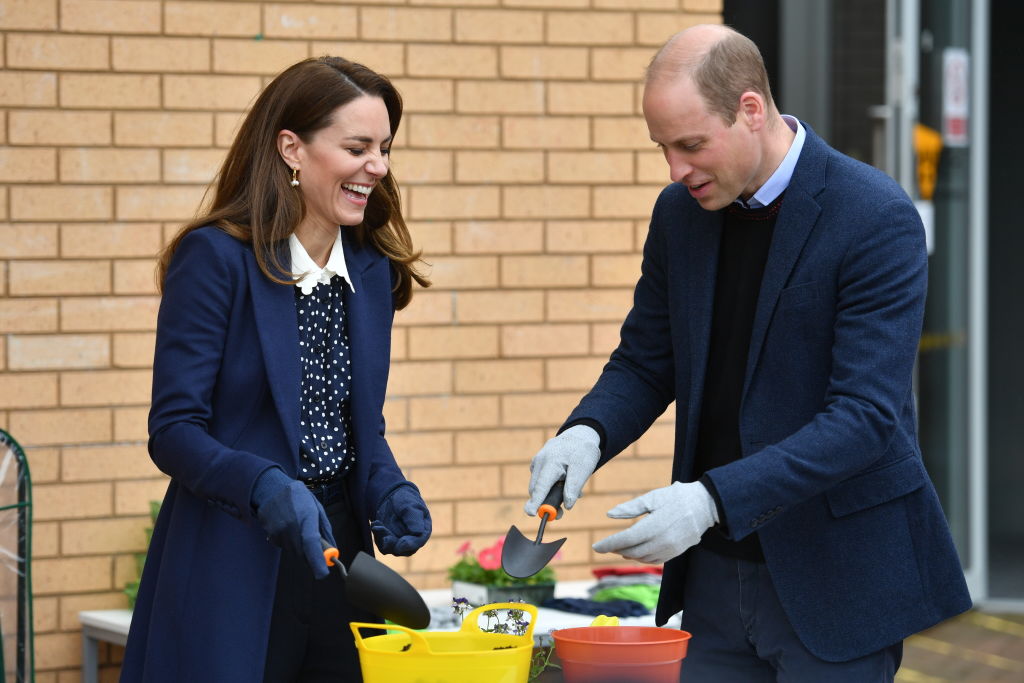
942;48;970;147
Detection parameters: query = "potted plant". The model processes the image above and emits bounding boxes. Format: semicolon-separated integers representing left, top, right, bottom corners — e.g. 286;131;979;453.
448;537;556;607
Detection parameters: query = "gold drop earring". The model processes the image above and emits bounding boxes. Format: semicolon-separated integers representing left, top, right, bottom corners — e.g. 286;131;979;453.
290;168;300;187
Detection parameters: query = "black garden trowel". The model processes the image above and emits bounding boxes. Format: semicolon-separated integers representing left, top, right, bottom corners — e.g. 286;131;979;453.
321;538;431;629
501;480;567;579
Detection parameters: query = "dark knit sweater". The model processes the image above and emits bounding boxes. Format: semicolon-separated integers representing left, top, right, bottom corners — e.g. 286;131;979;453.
697;194;784;561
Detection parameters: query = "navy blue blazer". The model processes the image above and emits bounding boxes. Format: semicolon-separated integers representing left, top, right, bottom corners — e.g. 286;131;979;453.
565;125;971;661
121;227;411;681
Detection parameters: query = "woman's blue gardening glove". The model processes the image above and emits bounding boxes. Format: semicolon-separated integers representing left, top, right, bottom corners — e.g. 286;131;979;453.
371;483;431;557
252;467;336;579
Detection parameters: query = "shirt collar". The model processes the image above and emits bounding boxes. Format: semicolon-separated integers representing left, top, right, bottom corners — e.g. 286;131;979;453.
734;115;805;209
289;230;355;296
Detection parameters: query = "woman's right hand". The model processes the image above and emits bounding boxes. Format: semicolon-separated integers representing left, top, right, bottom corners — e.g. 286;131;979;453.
252;468;336;579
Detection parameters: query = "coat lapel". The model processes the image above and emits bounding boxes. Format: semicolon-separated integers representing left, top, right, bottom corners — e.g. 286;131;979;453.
684;206;722;455
340;232;393;516
248;244;302;467
340;231;371;295
744;124;827;391
340;232;387;420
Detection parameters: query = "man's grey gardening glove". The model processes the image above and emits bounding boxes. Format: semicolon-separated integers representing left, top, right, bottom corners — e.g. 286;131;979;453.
525;424;601;517
592;481;719;564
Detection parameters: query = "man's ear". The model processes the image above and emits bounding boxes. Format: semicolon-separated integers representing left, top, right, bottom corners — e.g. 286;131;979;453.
738;91;766;131
277;129;302;168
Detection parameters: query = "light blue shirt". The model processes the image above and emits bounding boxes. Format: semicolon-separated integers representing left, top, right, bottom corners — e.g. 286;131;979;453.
734;115;805;209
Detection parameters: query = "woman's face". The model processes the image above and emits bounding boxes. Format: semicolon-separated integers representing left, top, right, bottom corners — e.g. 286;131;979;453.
291;95;392;231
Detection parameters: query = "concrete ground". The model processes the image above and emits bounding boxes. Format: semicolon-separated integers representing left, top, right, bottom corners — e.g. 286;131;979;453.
898;609;1024;682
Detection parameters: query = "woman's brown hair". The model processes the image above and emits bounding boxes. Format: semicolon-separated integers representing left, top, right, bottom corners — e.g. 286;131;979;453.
157;56;429;309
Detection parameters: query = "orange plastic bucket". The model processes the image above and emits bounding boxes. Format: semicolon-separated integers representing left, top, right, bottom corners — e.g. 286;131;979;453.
552;626;692;683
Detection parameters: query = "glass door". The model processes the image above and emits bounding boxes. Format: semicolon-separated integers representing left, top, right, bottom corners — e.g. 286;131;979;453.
892;0;989;601
884;0;987;598
914;0;973;577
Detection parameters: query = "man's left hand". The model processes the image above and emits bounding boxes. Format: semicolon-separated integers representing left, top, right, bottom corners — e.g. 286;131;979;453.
371;483;432;556
592;481;719;564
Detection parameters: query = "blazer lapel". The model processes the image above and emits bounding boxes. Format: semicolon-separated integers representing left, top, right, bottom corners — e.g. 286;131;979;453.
340;232;388;395
684;206;722;455
744;123;827;391
340;232;393;510
248;244;302;467
340;232;371;294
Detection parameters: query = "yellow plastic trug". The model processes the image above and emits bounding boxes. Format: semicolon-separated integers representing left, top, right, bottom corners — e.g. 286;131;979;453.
590;615;620;626
351;602;538;683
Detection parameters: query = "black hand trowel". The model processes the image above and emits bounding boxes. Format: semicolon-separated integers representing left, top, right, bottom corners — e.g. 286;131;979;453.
321;538;431;629
501;480;567;579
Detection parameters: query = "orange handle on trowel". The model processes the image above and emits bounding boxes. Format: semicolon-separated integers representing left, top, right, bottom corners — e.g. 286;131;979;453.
320;538;346;576
537;480;565;522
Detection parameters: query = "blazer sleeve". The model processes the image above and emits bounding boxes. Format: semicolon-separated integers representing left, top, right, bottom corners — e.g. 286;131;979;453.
148;229;280;520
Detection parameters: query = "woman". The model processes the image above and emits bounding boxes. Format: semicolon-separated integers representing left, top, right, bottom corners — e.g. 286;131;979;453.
121;57;432;682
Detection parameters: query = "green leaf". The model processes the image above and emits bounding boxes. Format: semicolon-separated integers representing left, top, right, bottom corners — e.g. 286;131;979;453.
126;499;162;609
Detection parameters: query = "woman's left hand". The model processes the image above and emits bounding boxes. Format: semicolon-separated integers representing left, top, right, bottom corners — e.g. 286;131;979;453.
371;483;432;556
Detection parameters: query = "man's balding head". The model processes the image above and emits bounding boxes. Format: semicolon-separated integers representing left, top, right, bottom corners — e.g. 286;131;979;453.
646;24;775;126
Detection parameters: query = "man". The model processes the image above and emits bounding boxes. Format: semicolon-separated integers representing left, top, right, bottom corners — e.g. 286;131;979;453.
525;24;971;681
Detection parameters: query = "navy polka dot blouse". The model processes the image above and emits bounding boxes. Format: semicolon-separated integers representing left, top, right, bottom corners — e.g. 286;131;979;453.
295;274;356;483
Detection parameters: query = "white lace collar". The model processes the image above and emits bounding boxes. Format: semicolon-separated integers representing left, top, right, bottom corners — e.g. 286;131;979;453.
289;231;356;295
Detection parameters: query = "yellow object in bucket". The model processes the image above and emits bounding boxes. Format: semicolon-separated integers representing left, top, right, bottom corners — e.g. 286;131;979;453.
350;602;538;683
590;615;620;627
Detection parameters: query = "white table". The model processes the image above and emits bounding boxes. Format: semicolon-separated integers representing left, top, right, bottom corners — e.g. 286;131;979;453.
421;580;679;644
79;609;132;683
77;581;676;679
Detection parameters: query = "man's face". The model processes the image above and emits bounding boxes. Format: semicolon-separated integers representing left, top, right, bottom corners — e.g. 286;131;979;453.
643;76;762;211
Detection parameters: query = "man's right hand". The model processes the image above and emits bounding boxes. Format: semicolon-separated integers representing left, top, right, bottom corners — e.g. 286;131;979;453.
525;424;601;516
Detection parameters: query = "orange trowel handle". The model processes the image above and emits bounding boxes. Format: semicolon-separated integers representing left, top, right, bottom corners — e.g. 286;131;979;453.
320;537;343;572
537;480;565;522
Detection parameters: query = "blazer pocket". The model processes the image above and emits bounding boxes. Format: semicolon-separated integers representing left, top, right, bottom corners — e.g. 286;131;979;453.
826;454;927;518
778;281;821;309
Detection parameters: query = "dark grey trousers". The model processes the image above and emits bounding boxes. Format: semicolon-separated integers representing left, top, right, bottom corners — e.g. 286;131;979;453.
679;546;903;682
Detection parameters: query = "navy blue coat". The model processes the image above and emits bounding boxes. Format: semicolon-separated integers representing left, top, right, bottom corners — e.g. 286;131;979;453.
121;227;411;681
565;125;971;661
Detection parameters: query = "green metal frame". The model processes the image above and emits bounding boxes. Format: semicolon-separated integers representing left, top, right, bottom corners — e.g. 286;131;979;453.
0;429;34;683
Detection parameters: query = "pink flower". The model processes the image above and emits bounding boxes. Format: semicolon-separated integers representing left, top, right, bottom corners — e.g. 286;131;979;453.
477;544;502;571
456;541;472;555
